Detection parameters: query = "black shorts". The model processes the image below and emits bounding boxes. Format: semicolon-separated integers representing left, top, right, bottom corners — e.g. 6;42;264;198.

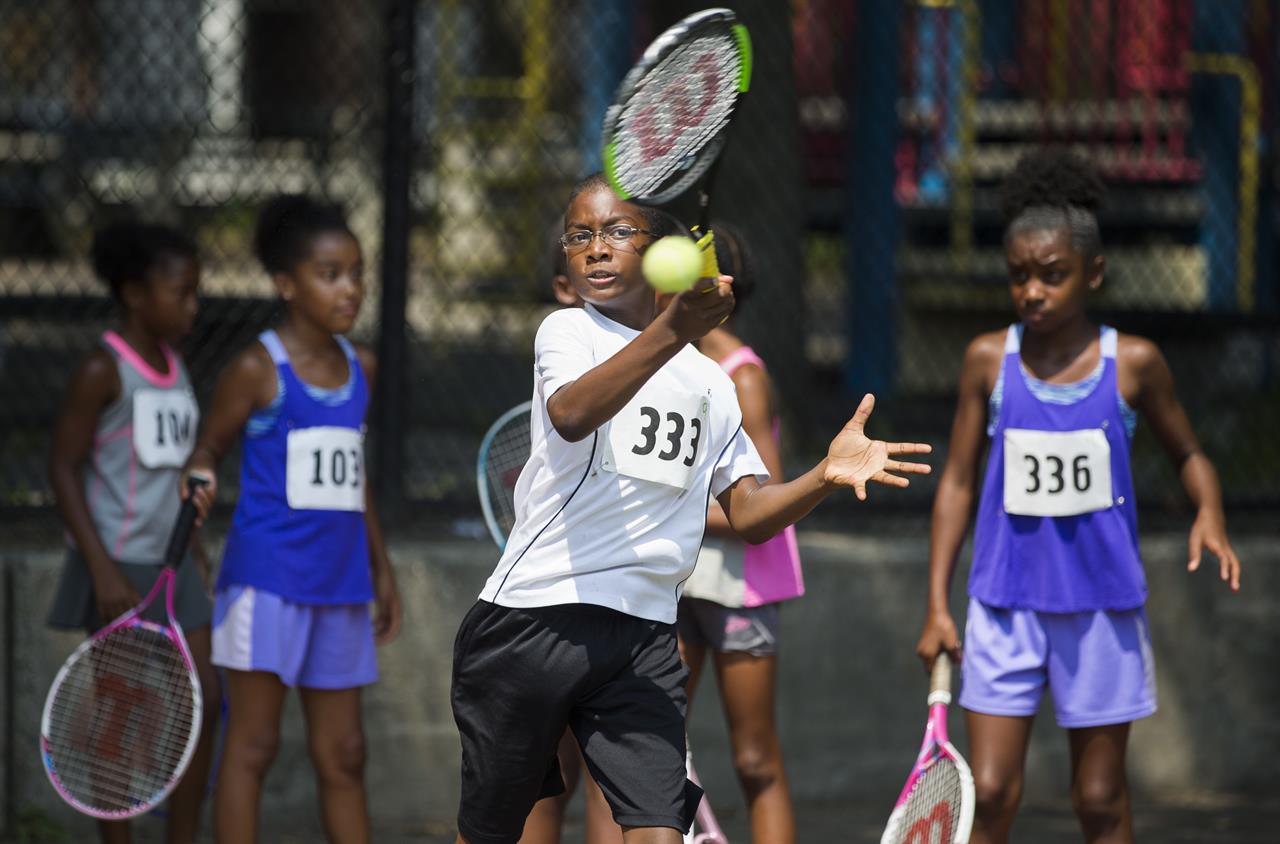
46;549;212;634
451;600;701;844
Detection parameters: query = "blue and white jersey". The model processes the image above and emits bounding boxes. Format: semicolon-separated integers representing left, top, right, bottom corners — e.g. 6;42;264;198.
218;330;372;604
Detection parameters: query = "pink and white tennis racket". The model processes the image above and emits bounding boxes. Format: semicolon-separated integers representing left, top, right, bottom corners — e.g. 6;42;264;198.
685;751;729;844
40;480;206;818
881;653;975;844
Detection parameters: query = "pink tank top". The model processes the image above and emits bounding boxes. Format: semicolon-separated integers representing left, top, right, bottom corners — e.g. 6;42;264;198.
684;346;805;607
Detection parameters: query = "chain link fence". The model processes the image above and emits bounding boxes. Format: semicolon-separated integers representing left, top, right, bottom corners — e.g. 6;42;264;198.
1;0;1277;522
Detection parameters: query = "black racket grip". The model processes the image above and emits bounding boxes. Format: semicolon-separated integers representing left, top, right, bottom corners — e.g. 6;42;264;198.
164;476;209;570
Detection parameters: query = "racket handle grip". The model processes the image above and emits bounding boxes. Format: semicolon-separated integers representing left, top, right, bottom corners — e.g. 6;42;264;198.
164;476;209;569
692;228;720;279
929;652;953;701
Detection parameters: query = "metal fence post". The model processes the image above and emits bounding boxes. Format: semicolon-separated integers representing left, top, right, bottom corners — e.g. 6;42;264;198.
578;0;631;174
846;0;902;398
375;0;416;511
1192;0;1247;312
2;561;13;838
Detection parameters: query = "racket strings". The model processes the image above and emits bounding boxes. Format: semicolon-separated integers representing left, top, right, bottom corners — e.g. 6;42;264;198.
45;625;198;812
894;758;964;844
484;417;532;537
613;33;743;195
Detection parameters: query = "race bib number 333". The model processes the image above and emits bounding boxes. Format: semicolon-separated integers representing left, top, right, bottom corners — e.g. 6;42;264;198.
1003;428;1113;517
602;389;709;490
287;427;365;511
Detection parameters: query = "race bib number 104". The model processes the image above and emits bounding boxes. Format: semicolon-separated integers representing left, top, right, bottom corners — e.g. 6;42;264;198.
1003;428;1114;518
602;390;710;490
132;389;199;469
286;426;365;511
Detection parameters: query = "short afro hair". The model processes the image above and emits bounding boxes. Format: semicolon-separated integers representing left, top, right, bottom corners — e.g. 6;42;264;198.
91;221;197;301
253;194;354;275
1001;149;1105;258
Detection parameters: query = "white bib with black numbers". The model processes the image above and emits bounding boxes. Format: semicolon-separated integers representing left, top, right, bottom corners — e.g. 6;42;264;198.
1003;427;1113;517
132;388;199;469
602;386;710;490
286;426;365;511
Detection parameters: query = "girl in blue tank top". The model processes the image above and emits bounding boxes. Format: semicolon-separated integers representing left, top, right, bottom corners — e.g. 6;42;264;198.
184;195;401;843
916;150;1241;844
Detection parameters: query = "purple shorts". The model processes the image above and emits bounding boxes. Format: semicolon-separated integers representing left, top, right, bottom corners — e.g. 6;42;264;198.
211;586;378;689
959;598;1157;728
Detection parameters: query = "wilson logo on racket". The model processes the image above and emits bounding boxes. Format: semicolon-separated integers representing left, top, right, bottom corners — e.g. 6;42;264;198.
602;7;751;208
881;654;975;844
904;801;954;844
634;53;722;162
83;674;166;762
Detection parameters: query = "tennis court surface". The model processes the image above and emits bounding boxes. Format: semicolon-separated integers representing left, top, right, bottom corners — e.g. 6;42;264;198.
323;796;1280;843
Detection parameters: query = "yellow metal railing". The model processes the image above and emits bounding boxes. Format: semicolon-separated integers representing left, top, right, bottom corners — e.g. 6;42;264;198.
1185;52;1261;313
435;0;553;286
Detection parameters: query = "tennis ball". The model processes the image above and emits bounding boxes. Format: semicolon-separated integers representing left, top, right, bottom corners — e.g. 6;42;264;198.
642;236;703;293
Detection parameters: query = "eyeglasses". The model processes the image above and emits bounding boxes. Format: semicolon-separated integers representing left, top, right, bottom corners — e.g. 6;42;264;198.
560;224;653;254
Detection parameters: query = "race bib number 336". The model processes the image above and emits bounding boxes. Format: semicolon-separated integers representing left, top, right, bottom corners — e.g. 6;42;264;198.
287;427;365;511
1003;428;1113;517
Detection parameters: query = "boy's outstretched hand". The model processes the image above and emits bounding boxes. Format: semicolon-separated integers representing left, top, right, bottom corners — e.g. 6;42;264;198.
824;394;933;500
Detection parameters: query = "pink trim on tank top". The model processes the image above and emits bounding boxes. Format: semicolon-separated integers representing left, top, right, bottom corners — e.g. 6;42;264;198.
102;331;178;388
94;424;133;447
716;344;805;605
85;466;104;538
112;449;139;559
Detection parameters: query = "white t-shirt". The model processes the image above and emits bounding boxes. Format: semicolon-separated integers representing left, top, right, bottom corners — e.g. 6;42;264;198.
478;305;768;623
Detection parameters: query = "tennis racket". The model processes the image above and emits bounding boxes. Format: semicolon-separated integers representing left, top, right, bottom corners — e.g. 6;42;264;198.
602;7;752;279
881;654;975;844
476;401;533;549
685;750;729;844
40;477;208;819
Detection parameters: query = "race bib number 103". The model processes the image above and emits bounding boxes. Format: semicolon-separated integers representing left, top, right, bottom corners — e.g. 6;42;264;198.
286;426;365;511
1003;428;1113;518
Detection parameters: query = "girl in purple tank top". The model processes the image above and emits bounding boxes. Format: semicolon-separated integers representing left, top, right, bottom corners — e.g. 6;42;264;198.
48;221;219;844
916;150;1242;844
183;196;401;843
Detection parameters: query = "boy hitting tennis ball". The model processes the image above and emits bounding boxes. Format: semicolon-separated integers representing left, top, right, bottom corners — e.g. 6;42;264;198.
450;172;933;844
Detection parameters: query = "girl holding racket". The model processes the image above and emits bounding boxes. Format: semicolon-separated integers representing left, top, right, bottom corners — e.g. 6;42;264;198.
915;149;1242;844
47;221;217;844
678;223;801;844
183;195;402;844
451;173;931;844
